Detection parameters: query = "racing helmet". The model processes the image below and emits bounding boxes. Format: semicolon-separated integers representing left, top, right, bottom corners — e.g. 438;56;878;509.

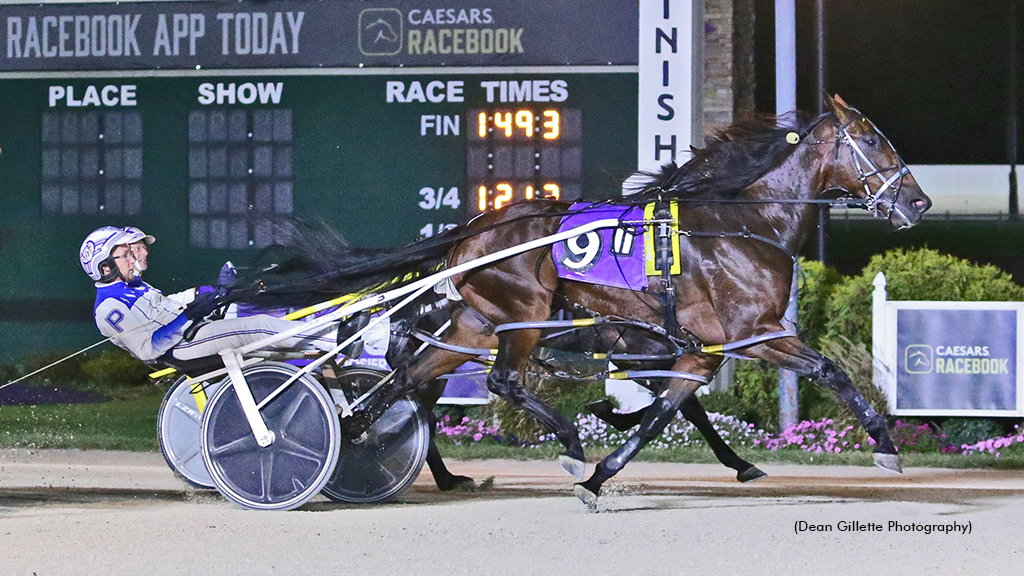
80;226;134;282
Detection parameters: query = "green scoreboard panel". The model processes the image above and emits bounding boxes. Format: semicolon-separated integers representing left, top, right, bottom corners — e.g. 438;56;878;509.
0;72;636;253
0;0;638;362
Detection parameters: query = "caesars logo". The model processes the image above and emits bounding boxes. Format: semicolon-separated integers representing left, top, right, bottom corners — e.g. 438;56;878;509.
359;7;524;57
359;8;403;56
905;345;933;374
904;344;1011;376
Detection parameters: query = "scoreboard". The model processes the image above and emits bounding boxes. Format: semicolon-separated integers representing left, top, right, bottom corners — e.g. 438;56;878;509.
0;72;636;245
0;0;640;360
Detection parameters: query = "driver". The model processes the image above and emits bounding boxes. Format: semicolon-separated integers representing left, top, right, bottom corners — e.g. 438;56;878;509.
81;226;338;363
122;225;227;308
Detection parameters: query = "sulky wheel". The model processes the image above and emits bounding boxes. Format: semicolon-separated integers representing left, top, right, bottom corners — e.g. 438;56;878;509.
201;361;340;511
320;366;430;504
157;375;223;489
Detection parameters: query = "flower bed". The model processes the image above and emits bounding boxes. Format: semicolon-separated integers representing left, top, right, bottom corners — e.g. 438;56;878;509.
438;412;1024;461
959;424;1024;456
754;418;868;453
529;410;767;449
436;415;502;445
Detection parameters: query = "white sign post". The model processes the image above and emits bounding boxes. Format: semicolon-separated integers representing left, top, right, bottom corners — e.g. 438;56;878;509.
624;0;698;196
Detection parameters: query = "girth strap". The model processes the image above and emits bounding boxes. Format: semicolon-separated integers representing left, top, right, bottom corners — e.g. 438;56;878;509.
652;200;682;337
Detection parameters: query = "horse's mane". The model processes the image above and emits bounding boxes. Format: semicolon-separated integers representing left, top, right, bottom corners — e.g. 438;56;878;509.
628;111;831;202
230;219;467;309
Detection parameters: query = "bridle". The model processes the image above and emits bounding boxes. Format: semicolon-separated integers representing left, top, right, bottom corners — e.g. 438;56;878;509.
817;114;912;223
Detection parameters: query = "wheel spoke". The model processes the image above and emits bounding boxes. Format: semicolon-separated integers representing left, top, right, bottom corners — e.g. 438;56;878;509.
260;451;276;503
209;434;258;458
275;390;308;425
362;454;398;487
176;438;203;465
372;411;414;436
276;436;327;463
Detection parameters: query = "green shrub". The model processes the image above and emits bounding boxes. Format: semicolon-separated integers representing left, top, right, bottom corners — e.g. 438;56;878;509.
9;351;89;385
699;383;775;431
940;418;1003;450
80;348;152;387
794;258;844;349
825;248;1024;346
4;346;151;389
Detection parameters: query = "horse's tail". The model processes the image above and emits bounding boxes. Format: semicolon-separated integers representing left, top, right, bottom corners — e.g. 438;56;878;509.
230;221;464;310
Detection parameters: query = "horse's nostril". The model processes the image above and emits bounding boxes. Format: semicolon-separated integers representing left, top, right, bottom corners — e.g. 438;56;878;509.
912;199;928;210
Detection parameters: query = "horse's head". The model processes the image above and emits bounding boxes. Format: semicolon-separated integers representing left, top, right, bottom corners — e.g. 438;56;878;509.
822;95;931;229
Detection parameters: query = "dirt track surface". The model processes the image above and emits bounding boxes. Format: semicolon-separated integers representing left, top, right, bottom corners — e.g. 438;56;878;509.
2;449;1023;575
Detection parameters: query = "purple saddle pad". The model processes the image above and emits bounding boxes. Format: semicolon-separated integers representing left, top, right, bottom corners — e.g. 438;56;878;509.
551;202;647;291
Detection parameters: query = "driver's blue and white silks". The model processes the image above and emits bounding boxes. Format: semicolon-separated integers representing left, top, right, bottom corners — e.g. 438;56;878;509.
94;280;337;362
94;280;191;361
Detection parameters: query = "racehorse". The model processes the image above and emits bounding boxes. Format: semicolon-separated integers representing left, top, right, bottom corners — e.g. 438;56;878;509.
236;96;931;505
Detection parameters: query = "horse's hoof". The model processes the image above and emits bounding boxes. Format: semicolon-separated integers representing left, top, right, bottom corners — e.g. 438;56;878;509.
559;454;586;480
873;452;903;474
573;484;599;512
437;475;476;492
737;466;768;483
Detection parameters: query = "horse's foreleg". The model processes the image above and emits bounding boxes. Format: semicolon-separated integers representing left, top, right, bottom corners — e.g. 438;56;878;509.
488;330;586;480
750;336;901;473
574;357;719;508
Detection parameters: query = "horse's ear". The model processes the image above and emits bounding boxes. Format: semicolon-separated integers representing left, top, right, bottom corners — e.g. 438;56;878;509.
829;93;856;124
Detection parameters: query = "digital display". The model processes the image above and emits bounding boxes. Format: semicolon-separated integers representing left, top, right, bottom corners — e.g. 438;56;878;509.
467;107;582;216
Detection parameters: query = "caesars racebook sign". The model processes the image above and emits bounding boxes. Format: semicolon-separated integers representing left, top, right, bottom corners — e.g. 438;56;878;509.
894;308;1020;414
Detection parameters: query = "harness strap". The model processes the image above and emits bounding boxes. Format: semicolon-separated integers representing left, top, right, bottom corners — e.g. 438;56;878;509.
493;315;700;355
409;328;496;357
683;228;797;263
607;370;710;384
700;329;797;355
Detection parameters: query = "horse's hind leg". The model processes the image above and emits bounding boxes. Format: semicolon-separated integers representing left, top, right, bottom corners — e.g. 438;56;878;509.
575;356;720;507
488;329;586;480
679;395;766;482
587;393;765;482
419;379;476;491
586;399;643;431
749;336;901;473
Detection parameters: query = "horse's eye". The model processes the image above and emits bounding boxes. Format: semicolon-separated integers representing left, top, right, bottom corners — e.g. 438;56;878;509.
866;138;877;147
